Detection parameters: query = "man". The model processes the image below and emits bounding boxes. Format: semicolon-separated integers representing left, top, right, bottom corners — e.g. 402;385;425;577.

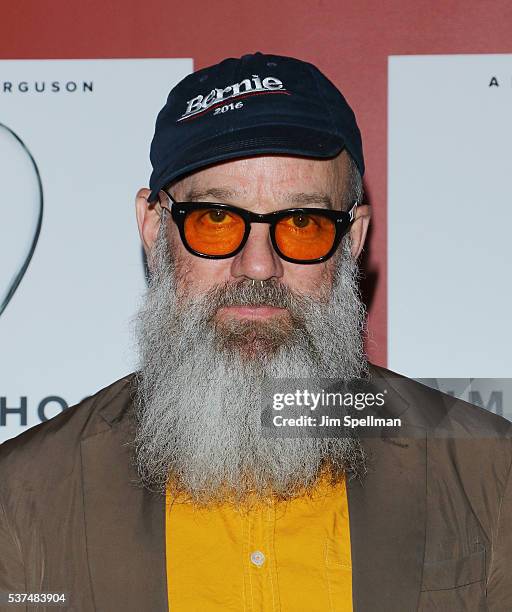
0;52;511;612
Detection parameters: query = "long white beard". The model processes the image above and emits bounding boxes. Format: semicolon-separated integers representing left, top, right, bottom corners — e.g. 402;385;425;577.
132;226;369;504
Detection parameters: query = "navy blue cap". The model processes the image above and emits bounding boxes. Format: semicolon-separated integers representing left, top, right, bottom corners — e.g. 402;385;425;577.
148;52;364;202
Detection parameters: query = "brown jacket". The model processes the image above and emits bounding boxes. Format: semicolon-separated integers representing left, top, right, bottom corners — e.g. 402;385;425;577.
1;364;511;611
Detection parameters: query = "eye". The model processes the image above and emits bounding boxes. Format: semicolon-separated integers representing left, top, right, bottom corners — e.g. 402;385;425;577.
208;209;228;223
292;213;310;228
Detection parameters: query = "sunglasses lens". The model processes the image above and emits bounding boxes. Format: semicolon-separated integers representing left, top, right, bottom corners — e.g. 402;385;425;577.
184;207;246;256
274;212;336;261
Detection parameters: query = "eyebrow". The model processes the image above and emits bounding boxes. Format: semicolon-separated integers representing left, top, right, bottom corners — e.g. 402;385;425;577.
182;187;334;210
184;187;238;202
283;191;334;210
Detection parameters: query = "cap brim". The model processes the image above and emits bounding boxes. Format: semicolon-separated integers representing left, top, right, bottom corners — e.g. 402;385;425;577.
148;124;345;202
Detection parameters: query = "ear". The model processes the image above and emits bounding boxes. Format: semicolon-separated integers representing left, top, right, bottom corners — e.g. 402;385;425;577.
135;188;162;255
349;204;371;259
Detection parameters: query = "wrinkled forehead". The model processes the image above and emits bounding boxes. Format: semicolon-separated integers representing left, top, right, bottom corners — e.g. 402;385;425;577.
169;152;351;206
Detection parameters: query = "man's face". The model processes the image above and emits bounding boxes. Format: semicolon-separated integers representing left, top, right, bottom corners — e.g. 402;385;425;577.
133;152;371;503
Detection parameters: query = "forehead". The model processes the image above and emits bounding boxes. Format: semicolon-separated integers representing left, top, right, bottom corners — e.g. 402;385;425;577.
171;152;349;198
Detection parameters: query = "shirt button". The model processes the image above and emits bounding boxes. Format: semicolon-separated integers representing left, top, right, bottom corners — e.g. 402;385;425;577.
250;550;265;567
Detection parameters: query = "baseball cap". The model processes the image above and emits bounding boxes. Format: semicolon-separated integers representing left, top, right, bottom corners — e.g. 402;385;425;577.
148;52;364;203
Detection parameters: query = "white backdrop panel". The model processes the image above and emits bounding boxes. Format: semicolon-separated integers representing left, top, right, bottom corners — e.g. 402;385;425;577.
0;58;193;443
388;54;512;379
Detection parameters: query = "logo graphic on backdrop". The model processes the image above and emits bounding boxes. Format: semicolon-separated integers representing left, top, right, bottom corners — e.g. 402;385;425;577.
0;58;193;444
0;122;43;317
1;79;94;94
416;378;512;420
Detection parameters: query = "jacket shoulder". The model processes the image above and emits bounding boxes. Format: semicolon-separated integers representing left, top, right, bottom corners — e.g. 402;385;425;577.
0;373;136;478
369;363;512;438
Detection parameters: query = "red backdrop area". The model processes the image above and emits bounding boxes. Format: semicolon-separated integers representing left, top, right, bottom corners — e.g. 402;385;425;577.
1;0;510;366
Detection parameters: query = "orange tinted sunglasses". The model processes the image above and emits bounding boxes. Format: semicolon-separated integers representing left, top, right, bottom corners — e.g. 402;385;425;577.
157;190;358;265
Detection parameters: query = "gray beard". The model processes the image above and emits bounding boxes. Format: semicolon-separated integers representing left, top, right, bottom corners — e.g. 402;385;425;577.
132;225;369;504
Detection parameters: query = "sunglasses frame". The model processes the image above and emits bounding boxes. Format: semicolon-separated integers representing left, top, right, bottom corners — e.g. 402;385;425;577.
157;190;358;265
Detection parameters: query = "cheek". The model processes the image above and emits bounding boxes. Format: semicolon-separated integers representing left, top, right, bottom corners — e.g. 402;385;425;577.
179;260;233;293
167;227;234;295
282;260;335;298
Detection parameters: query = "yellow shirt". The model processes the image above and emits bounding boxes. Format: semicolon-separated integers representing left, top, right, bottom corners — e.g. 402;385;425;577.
165;474;353;612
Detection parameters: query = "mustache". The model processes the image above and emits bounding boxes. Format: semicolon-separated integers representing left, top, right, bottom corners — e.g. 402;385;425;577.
189;278;325;323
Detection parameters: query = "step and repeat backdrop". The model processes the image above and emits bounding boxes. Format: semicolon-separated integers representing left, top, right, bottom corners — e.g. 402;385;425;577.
388;54;512;379
387;53;512;420
0;59;192;442
0;3;511;442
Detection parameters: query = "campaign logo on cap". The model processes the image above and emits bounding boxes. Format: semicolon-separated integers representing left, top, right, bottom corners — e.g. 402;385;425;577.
178;74;290;122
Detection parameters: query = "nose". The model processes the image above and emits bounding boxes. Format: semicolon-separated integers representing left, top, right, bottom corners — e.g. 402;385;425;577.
230;223;284;281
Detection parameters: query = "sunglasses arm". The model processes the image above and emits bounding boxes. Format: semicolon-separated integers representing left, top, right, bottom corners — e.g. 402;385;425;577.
348;201;358;223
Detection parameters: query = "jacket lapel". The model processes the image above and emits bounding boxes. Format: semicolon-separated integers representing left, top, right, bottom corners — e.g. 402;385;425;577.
348;369;427;611
79;369;427;611
80;386;168;612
